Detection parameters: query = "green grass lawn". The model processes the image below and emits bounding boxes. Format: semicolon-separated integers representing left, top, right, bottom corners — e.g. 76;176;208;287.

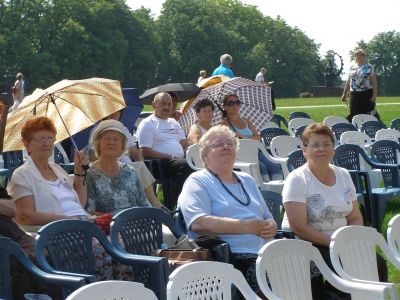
146;96;400;284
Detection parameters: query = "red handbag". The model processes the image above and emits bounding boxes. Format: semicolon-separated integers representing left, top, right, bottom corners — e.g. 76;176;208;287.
94;213;113;235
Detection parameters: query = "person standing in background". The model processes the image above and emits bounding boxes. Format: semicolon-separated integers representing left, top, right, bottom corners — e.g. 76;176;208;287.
255;67;267;83
10;72;25;112
212;54;235;78
255;67;276;111
341;49;378;122
198;70;207;83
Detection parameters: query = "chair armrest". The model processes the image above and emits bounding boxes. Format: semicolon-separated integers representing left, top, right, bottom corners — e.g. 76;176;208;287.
46;270;96;283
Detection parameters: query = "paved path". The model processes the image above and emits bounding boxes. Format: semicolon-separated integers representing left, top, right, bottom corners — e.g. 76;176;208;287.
277;102;400;109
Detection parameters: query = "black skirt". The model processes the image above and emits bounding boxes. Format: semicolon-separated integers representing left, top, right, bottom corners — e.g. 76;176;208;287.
346;89;375;122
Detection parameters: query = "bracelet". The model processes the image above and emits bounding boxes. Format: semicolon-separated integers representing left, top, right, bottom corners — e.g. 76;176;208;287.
74;173;85;177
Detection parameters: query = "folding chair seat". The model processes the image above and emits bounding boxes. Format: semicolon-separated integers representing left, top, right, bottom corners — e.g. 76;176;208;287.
256;239;389;300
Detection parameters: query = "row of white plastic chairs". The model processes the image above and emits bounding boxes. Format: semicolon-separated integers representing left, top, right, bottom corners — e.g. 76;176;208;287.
67;214;400;300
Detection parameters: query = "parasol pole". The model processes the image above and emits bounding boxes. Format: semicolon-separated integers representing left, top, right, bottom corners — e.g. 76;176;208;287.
203;89;236;133
50;96;89;171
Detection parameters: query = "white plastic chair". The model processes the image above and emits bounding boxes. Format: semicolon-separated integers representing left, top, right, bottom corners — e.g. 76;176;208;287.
167;261;262;300
256;239;389;300
375;128;400;143
262;121;279;129
352;114;379;129
287;117;314;136
387;214;400;261
66;280;158;300
323;116;350;127
270;136;303;159
186;144;203;170
236;139;287;192
330;225;400;299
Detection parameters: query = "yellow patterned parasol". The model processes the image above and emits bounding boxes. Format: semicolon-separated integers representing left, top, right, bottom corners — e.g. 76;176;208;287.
3;78;126;152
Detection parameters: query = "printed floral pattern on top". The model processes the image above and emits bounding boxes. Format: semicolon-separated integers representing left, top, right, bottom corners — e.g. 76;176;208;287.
86;162;150;216
306;194;339;231
349;63;374;91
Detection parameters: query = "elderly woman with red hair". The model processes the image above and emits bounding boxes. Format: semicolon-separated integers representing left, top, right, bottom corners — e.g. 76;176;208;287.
7;117;119;280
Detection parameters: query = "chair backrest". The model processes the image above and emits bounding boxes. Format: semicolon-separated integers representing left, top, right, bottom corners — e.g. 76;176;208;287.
185;144;203;170
2;150;24;173
288;111;311;121
66;280;158;300
262;121;279;129
370;140;400;165
375;128;400;143
360;120;386;139
286;149;306;172
110;207;183;256
271;114;288;128
387;214;400;259
294;125;307;138
390;118;400;131
331;122;358;141
35;220;110;277
260;190;283;229
259;127;289;150
54;143;71;164
288;118;314;135
167;261;261;300
352;114;378;129
270;136;302;158
330;226;400;285
256;239;389;300
340;131;372;148
323;116;349;127
236;139;260;163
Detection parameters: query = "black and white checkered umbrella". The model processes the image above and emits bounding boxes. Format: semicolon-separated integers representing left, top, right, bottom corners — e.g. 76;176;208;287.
179;77;273;135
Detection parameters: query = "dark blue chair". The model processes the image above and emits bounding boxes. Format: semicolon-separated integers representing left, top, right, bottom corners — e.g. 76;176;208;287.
0;237;85;299
333;144;400;231
54;144;74;173
360;120;386;140
390;118;400;131
294;125;307;138
2;150;23;173
260;190;283;230
259;127;289;151
288;111;311;121
286;149;306;173
271;114;288;129
371;140;400;165
35;219;169;300
331;122;358;141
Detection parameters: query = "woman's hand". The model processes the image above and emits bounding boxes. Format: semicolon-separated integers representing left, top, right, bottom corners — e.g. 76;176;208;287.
259;220;277;239
73;149;88;175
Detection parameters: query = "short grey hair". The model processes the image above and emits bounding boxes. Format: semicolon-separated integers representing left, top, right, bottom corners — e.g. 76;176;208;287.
354;48;365;57
153;92;171;103
199;125;237;163
220;54;233;66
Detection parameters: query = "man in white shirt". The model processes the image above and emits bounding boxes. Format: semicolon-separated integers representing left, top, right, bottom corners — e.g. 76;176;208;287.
136;92;193;208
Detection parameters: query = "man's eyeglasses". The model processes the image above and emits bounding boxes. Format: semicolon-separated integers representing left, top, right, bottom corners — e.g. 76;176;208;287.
225;100;241;107
304;142;333;150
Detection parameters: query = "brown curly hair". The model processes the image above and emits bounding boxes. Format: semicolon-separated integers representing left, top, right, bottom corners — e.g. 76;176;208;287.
21;117;57;142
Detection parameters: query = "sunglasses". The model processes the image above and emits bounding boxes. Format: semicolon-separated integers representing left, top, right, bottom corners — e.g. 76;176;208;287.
225;100;241;107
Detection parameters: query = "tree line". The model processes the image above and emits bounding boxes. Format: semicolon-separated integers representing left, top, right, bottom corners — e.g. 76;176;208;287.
0;0;399;97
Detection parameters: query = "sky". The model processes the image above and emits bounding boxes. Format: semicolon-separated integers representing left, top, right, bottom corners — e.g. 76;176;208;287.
126;0;400;78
